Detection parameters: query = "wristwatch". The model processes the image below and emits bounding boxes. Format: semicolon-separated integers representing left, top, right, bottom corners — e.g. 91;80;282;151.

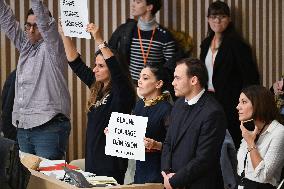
98;41;108;50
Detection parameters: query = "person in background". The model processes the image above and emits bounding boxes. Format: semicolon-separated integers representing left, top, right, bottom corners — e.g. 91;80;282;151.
0;94;2;135
59;22;136;184
236;85;284;189
200;1;260;149
1;70;17;140
0;136;14;189
271;78;284;124
0;0;71;159
161;58;226;189
133;62;172;183
108;0;177;85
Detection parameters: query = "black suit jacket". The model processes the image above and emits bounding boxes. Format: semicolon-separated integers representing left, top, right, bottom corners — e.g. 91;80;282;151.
161;92;226;189
200;35;259;147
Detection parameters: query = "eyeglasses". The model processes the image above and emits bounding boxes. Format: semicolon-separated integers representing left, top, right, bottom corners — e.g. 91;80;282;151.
24;22;38;30
208;15;228;21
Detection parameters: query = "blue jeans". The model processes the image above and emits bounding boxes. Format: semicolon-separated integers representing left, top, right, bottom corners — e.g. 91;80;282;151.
17;116;71;160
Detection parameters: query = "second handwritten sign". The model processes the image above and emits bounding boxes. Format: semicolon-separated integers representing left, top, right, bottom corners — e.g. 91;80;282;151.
60;0;91;39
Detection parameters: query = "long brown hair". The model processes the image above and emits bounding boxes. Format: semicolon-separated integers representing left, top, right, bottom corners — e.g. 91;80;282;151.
87;51;111;110
87;81;111;110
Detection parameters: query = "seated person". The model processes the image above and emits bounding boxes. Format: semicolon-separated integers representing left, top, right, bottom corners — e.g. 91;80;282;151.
236;85;284;188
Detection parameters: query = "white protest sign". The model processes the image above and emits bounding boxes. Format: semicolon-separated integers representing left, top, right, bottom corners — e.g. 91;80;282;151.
105;112;148;161
60;0;91;39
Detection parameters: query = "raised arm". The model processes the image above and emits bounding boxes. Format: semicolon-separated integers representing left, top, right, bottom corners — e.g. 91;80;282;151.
87;23;135;107
86;23;113;59
0;0;26;51
86;23;124;87
58;21;79;62
30;0;64;55
58;21;94;87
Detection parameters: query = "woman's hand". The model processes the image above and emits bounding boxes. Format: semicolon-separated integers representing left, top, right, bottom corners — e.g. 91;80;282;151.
104;127;109;135
86;23;103;44
240;122;258;147
144;137;155;149
144;137;162;150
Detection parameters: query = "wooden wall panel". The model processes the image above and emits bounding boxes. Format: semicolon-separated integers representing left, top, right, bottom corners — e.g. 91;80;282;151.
0;0;283;160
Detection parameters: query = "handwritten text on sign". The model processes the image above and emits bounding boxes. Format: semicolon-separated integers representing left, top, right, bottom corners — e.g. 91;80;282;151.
60;0;91;39
105;112;147;161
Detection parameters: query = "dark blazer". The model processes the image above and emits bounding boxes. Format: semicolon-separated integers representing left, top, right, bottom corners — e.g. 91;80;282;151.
200;35;259;147
161;92;226;189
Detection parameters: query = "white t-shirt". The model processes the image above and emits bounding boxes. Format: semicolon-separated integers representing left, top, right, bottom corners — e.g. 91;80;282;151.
205;48;218;92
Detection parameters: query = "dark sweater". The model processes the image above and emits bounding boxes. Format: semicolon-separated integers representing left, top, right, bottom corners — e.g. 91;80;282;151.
129;26;176;81
68;56;135;182
108;19;178;81
133;99;172;184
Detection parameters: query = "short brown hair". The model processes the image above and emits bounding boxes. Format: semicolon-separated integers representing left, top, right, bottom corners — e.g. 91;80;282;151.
242;85;279;124
26;8;52;20
146;0;162;15
176;58;208;89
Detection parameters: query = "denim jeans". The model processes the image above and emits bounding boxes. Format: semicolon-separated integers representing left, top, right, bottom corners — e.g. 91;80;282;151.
17;116;71;160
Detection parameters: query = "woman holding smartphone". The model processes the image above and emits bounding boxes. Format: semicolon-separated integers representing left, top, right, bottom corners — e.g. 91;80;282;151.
236;85;284;188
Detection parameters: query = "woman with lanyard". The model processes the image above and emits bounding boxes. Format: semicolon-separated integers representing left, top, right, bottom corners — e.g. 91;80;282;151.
200;1;260;149
236;85;284;189
108;0;177;85
59;23;136;184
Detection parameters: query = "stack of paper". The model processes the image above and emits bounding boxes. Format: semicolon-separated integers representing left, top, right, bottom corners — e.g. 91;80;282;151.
87;175;118;186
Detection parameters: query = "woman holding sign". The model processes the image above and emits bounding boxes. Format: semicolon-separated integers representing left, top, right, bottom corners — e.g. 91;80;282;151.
133;62;172;184
59;22;136;184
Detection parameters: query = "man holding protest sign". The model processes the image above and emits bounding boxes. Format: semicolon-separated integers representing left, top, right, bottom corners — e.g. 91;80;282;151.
0;0;71;160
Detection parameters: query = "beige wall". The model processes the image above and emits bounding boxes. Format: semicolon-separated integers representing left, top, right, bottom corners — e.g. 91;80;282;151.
1;0;283;160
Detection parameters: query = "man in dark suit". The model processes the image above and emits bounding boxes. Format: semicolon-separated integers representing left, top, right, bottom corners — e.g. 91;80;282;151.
161;58;226;189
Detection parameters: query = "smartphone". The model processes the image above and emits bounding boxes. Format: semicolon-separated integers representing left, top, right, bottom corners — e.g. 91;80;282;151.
243;119;255;131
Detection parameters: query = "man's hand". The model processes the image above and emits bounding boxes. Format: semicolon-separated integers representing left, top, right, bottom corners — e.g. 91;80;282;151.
161;171;175;189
